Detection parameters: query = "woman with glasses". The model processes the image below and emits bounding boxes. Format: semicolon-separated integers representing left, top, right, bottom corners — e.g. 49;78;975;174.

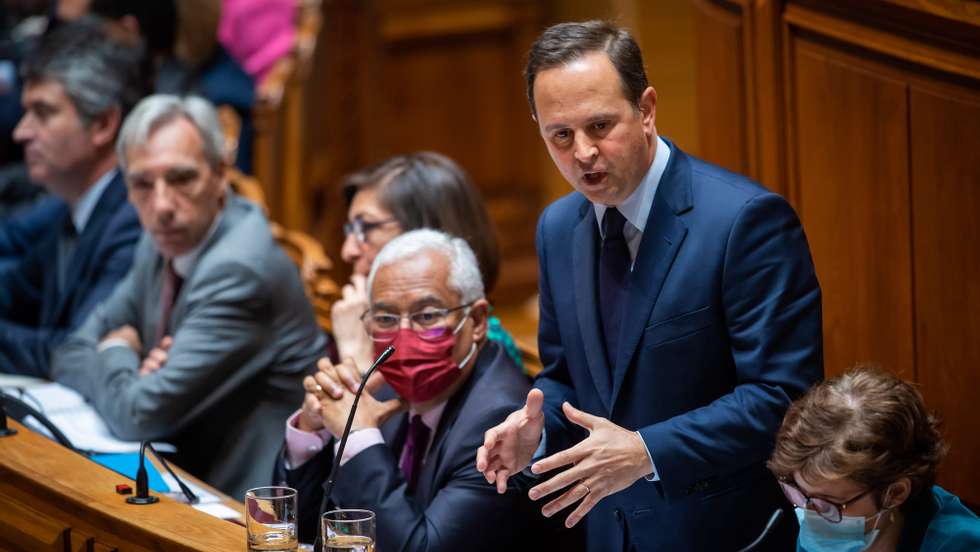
332;151;522;372
768;367;980;552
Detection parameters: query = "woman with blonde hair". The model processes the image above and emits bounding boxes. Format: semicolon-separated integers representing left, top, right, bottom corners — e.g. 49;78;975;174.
769;367;980;551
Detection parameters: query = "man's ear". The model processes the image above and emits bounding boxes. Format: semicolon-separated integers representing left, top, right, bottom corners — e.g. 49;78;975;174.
89;106;122;150
468;298;490;342
638;86;657;132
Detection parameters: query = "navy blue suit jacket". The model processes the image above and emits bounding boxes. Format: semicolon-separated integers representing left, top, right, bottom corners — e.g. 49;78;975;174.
0;172;141;377
0;195;64;265
534;140;823;551
277;341;564;551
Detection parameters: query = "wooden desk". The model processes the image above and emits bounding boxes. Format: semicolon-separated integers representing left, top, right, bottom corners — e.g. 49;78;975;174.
0;420;245;551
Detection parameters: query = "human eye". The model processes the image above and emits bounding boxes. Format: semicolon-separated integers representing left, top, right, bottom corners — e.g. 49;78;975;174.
166;168;199;188
372;313;400;329
551;129;572;146
412;308;447;328
128;176;153;192
591;120;612;135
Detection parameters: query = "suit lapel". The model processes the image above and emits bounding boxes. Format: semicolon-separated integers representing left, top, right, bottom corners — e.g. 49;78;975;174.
47;172;126;323
572;207;613;412
414;343;495;502
609;144;693;407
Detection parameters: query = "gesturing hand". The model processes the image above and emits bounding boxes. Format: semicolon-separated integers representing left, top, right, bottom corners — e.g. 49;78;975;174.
476;388;546;494
526;401;653;528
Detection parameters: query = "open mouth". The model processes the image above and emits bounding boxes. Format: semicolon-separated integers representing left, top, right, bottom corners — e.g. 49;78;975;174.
582;171;606;186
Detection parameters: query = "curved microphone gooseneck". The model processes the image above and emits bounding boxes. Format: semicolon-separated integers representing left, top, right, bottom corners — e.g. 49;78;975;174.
313;345;395;552
735;509;784;552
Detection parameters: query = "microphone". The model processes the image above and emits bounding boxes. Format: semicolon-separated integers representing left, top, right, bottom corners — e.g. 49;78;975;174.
0;391;17;437
0;390;74;449
146;442;199;504
127;441;160;504
313;345;394;551
735;509;784;552
126;441;199;505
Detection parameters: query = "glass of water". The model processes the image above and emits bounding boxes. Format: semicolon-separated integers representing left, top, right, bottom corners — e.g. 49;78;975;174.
245;486;298;551
322;509;375;552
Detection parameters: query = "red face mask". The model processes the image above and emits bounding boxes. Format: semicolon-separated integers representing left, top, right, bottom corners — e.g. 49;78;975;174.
375;328;476;403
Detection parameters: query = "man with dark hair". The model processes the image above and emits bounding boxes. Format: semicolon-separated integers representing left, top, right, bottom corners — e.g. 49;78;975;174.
0;19;143;377
478;20;823;551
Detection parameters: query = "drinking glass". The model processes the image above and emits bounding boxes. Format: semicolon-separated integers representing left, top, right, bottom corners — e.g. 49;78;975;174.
322;509;375;552
245;486;298;551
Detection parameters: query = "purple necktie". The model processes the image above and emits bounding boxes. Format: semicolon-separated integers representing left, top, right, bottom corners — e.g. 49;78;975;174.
598;208;631;371
399;415;431;493
155;260;183;345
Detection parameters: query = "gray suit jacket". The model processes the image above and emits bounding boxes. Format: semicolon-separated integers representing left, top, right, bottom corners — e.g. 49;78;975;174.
52;194;327;498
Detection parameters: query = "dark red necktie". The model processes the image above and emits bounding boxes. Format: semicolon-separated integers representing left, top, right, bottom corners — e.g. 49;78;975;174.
399;415;431;494
155;260;183;345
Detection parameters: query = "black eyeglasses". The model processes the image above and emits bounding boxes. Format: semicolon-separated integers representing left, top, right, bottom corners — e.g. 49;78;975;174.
342;217;398;244
778;478;876;523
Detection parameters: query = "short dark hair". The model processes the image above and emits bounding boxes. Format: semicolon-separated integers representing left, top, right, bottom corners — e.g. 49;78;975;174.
21;17;144;126
525;20;648;118
768;366;947;511
342;152;500;294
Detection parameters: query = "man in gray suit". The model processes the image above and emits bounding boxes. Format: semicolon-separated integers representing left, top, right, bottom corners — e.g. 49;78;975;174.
52;94;327;498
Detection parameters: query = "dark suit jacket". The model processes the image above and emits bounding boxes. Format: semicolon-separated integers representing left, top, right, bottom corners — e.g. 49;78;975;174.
52;194;327;498
0;172;140;377
0;195;63;260
534;139;823;551
278;341;556;551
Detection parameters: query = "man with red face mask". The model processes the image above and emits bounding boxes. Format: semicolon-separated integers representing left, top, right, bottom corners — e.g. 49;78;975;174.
274;229;553;550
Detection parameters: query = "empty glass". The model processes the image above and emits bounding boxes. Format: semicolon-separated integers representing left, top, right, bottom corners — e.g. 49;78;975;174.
245;486;298;551
322;509;375;552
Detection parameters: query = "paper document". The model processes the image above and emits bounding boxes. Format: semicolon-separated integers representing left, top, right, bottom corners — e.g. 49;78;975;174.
0;381;175;454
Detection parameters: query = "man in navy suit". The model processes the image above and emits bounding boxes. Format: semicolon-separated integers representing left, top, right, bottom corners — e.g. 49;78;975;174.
477;21;823;551
0;20;143;377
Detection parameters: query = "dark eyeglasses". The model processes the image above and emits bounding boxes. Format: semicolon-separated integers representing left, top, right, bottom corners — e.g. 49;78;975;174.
342;217;398;244
778;478;876;523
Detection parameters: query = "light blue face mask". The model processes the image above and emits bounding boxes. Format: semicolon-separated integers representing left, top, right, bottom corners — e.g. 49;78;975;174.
796;507;887;552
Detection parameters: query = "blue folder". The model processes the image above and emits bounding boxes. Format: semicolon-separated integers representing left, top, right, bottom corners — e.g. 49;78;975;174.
90;453;171;493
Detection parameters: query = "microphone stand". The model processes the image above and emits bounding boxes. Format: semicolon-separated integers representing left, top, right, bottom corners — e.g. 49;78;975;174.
313;345;394;552
735;509;784;552
127;441;160;504
0;391;17;437
125;440;199;505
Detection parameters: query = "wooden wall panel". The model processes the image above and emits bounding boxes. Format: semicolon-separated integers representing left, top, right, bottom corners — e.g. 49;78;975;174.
319;0;543;304
909;84;980;505
693;0;751;176
789;40;915;380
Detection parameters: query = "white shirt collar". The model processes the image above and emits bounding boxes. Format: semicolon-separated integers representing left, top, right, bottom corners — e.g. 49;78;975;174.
171;213;222;278
71;168;117;233
594;135;671;236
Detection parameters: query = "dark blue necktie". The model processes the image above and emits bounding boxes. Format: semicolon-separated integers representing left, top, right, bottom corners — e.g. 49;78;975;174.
598;208;631;370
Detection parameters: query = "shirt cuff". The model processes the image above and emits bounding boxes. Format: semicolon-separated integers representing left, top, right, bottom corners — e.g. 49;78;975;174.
97;337;132;353
636;430;660;482
284;410;333;468
333;428;384;466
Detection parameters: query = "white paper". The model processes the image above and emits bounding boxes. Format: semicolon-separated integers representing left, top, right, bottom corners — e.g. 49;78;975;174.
1;381;175;454
192;502;243;521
